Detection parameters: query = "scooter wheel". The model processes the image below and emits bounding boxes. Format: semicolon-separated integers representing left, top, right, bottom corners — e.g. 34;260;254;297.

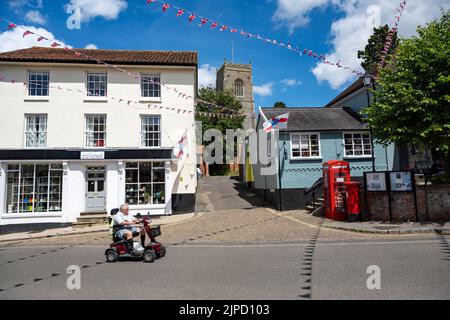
143;249;156;263
106;249;119;263
159;245;166;258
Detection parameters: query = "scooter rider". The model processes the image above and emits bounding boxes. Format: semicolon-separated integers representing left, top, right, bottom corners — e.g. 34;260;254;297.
114;203;146;249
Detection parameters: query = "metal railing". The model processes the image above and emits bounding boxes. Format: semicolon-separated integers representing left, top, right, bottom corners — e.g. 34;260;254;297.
304;177;323;211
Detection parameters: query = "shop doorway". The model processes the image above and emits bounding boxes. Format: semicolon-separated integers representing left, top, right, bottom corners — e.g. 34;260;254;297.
85;166;106;212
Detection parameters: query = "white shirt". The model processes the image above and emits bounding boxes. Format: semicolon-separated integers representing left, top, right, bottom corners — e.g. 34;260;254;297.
114;212;134;228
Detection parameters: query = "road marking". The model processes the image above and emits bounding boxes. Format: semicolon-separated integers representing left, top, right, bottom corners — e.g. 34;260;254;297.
1;238;447;250
264;208;321;229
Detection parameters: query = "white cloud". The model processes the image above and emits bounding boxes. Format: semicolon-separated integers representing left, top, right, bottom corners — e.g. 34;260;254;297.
273;0;329;33
0;26;68;53
67;0;128;22
254;82;275;96
8;0;43;10
84;43;98;49
274;0;450;89
198;64;217;88
280;79;302;87
25;10;47;25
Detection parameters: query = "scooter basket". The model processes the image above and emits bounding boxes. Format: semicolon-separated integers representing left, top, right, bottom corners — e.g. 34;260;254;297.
151;225;161;237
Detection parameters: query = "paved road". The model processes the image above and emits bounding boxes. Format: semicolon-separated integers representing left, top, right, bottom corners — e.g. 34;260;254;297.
195;176;266;212
1;237;449;300
1;176;449;299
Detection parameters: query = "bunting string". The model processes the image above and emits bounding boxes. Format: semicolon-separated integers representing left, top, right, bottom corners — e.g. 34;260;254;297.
0;17;242;115
377;0;407;73
0;73;243;119
146;0;365;77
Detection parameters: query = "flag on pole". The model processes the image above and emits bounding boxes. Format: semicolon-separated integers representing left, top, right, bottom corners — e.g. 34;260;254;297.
263;113;289;133
173;129;188;159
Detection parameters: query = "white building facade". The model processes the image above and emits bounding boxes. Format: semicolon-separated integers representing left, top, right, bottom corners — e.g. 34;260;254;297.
0;47;198;230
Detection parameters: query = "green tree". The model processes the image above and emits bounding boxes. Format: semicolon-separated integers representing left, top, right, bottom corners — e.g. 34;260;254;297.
362;11;450;162
358;25;399;72
195;87;245;166
273;101;287;108
195;86;244;133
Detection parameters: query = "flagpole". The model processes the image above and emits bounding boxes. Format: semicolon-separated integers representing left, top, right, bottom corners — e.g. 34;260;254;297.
277;130;286;212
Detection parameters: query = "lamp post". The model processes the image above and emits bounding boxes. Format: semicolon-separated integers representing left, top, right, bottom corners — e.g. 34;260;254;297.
363;74;376;172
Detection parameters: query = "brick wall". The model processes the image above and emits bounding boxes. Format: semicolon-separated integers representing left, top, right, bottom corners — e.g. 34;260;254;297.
417;185;450;221
367;192;390;221
366;184;450;222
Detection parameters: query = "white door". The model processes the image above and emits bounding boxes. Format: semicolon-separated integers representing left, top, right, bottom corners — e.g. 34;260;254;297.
85;171;106;212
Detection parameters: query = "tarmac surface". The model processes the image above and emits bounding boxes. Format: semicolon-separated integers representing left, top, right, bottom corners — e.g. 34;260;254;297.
0;176;449;299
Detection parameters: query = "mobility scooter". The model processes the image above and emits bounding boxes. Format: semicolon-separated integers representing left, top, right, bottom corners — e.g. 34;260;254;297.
105;209;166;263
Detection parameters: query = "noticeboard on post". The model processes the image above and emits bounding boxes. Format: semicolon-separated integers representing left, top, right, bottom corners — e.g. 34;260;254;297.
389;171;413;192
365;172;387;192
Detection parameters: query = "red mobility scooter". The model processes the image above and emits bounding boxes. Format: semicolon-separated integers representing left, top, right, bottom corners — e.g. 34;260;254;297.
105;209;166;263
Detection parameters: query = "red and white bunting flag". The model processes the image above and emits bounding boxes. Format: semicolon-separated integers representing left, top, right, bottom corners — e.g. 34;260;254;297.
51;42;60;48
199;18;208;26
188;14;196;22
176;9;185;17
230;28;238;33
37;36;47;42
162;3;170;12
7;23;16;30
23;30;33;37
220;25;228;31
146;0;156;3
210;22;218;29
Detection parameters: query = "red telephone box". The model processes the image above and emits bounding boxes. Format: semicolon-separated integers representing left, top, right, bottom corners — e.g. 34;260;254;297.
323;160;351;221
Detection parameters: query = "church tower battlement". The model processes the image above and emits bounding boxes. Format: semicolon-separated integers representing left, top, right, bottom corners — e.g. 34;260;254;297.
216;61;255;130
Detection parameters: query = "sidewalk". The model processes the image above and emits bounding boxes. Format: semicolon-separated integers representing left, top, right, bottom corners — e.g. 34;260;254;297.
0;212;198;243
323;219;450;234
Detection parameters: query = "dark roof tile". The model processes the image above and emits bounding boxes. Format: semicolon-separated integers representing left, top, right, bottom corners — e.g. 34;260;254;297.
260;107;368;131
0;47;198;66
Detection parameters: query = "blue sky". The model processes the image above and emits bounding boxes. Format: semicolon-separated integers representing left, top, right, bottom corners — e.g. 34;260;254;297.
1;0;448;109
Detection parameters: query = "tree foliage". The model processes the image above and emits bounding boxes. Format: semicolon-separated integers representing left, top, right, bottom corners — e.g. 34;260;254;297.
362;11;450;157
195;86;244;133
273;101;287;108
357;25;399;72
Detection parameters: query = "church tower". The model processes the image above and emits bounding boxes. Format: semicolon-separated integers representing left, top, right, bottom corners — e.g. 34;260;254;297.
216;61;255;130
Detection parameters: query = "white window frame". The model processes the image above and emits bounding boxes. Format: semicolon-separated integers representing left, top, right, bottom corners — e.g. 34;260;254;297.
4;163;63;214
140;115;161;148
343;131;372;158
27;70;50;97
234;79;244;97
86;72;108;98
85;114;107;148
24;114;48;149
124;162;166;205
140;73;161;99
290;132;321;160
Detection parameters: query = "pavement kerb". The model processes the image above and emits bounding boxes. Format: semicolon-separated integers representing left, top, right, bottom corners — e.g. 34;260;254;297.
318;223;450;235
263;207;450;235
0;211;201;243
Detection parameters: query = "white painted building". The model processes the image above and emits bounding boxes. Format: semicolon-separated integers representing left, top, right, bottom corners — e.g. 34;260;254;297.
0;47;198;230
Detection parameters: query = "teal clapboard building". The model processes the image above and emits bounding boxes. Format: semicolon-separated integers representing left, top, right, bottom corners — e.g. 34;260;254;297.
251;77;405;210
